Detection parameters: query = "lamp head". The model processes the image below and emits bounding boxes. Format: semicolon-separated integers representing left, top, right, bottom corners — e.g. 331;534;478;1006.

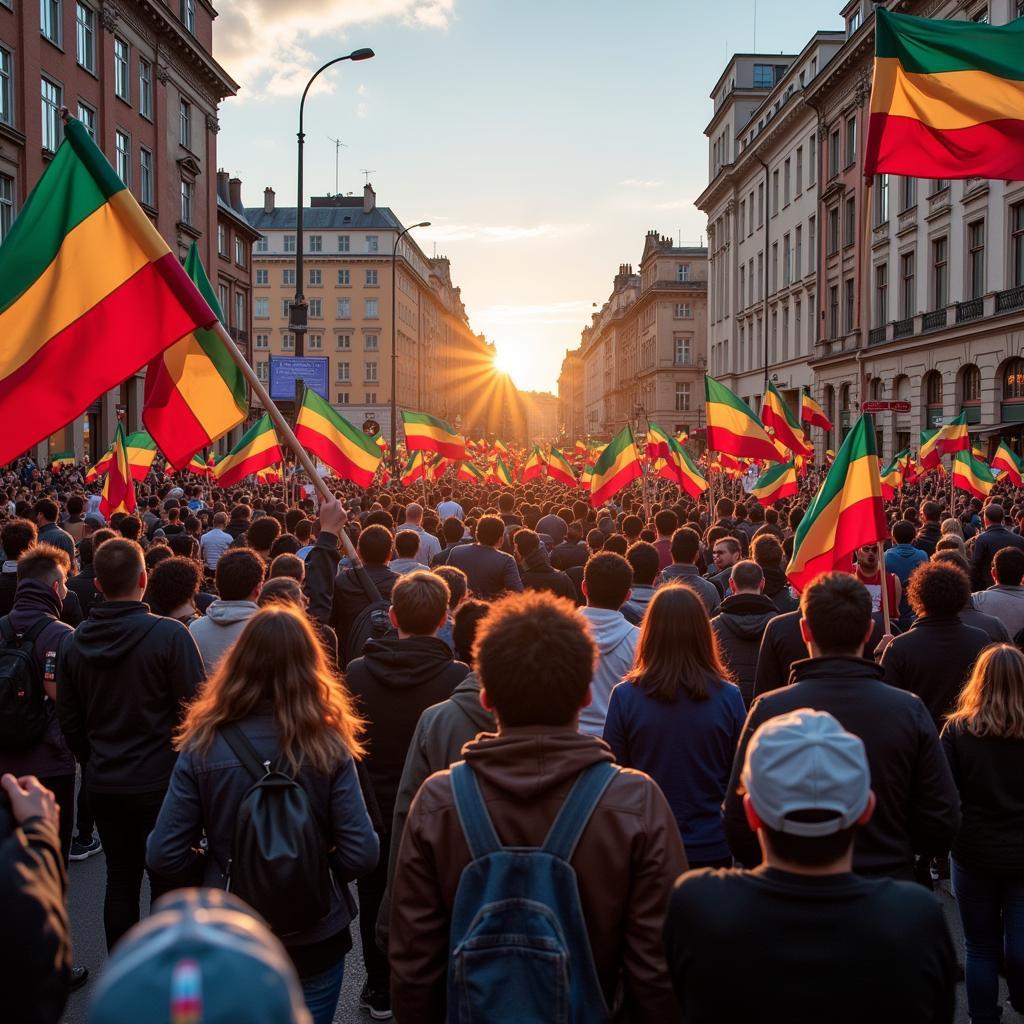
349;48;375;61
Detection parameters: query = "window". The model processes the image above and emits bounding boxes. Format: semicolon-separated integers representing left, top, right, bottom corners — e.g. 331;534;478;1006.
757;252;763;299
739;266;746;309
829;130;840;179
365;335;379;351
365;235;379;253
254;269;268;287
337;392;350;404
41;0;62;46
971;4;989;22
114;38;130;101
234;238;246;268
179;100;191;148
0;173;13;244
0;47;10;127
848;7;861;33
771;242;778;292
309;299;322;319
969;220;986;298
337;362;350;382
337;234;350;252
783;233;791;286
901;177;917;212
283;234;296;253
808;215;815;261
336;335;351;351
365;392;377;404
828;284;839;338
674;303;691;318
254;298;269;319
675;383;691;412
783;158;791;206
280;298;291;318
932;237;948;308
365;361;378;383
748;190;754;234
753;64;775;88
180;0;195;34
337;269;350;286
255;333;269;350
930;178;949;196
77;101;96;138
41;77;63;152
309;234;322;253
676;263;690;282
115;130;130;186
235;292;246;332
282;269;295;286
256;361;268;382
217;224;228;256
845;117;856;167
809;134;816;184
844;278;855;332
76;3;95;72
962;364;981;403
900;252;916;318
139;147;152;205
827;206;839;255
875;264;888;326
795;225;802;278
875;174;889;224
282;333;294;351
308;269;321;286
365;269;378;286
139;58;152;119
181;176;194;223
365;298;379;318
308;334;322;351
795;147;803;194
218;284;228;312
1012;203;1024;288
758;182;764;225
926;371;943;407
337;299;351;319
1005;358;1024;400
674;337;691;365
772;169;779;215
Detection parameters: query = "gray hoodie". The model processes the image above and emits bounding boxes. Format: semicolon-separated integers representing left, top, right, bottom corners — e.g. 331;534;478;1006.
578;607;639;737
658;563;721;615
188;600;259;673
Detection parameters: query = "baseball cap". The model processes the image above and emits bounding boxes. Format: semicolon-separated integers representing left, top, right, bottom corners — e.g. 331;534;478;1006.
741;709;871;837
83;513;105;528
88;889;311;1024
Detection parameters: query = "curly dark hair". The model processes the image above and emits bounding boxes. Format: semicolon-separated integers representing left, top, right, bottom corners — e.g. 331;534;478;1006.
906;560;970;618
146;556;201;616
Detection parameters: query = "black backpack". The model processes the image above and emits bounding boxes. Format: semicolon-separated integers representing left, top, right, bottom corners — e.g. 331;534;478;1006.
220;724;332;937
0;617;50;750
343;565;396;665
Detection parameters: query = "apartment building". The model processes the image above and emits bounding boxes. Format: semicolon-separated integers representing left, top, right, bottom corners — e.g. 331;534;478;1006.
0;0;250;462
556;347;584;442
245;185;496;442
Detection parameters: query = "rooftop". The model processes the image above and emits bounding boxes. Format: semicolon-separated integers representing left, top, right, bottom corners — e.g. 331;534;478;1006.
243;206;404;231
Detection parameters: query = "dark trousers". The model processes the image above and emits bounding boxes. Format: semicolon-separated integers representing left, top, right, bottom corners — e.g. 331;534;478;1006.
357;830;391;991
38;773;75;866
75;769;94;838
89;788;172;951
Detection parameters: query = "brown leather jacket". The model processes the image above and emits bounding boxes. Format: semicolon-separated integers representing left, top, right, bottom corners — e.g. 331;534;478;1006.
388;725;688;1022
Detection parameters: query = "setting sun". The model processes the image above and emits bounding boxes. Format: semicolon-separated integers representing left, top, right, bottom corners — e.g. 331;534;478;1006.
492;344;533;390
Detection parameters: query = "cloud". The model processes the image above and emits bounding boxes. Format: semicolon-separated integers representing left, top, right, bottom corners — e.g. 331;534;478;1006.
216;0;456;97
427;220;583;244
617;178;663;189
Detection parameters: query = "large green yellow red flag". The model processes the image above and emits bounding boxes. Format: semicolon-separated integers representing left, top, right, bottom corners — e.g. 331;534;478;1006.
705;376;781;463
590;426;641;507
0;117;215;464
751;459;799;507
865;9;1024;181
786;415;888;593
294;389;381;487
401;450;427;487
213;414;282;487
143;242;247;469
124;430;158;481
936;410;971;456
919;428;942;471
800;391;833;432
660;435;707;499
521;446;545;482
952;450;996;499
992;441;1024;486
401;410;466;460
546;447;577;488
761;381;813;457
100;423;136;519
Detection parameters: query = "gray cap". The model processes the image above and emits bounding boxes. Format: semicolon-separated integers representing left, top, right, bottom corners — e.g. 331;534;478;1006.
88;889;311;1024
741;709;871;837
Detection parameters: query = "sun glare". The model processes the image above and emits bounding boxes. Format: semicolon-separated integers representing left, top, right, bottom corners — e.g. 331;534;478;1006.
493;344;529;388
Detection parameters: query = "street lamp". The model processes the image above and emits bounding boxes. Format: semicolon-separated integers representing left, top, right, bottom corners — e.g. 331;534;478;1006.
390;220;430;466
291;48;374;418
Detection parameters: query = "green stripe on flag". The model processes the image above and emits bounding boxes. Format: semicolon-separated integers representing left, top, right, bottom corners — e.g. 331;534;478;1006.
302;389;381;455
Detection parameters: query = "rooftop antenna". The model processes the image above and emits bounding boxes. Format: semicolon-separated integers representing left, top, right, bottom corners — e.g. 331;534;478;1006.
360;168;376;185
327;136;348;195
678;228;682;247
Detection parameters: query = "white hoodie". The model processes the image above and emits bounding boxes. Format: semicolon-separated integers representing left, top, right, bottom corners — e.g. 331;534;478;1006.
577;607;639;737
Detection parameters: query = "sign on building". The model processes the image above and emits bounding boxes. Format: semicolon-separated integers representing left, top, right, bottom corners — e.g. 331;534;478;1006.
269;356;329;401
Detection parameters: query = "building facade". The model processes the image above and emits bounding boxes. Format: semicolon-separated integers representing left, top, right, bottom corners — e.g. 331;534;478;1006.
556;347;584;443
0;0;250;462
245;186;497;444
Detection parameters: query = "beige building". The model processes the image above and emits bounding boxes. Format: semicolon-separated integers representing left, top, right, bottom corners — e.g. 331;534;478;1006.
245;185;495;441
568;233;708;441
519;391;560;443
557;348;584;443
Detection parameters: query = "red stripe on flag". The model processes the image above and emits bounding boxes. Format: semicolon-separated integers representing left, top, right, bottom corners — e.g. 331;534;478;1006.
143;359;213;470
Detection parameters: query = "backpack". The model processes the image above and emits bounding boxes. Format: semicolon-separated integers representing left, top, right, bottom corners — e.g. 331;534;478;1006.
447;760;617;1024
220;724;332;937
0;617;51;750
343;565;396;664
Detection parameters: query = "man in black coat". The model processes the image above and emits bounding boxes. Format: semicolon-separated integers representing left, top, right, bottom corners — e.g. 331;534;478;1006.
550;522;589;572
969;503;1024;591
724;572;960;881
913;500;943;557
447;514;523;600
514;528;576;602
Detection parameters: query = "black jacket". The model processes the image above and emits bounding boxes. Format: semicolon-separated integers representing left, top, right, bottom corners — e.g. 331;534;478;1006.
761;564;799;613
56;601;206;794
517;549;576;602
970;524;1024;591
711;593;778;706
67;564;102;619
913;522;942;557
446;543;523;600
345;635;469;825
881;615;991;730
724;656;960;879
0;572;82;626
550;541;589;571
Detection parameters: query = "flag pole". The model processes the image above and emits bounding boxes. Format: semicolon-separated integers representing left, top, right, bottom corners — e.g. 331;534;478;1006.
876;540;891;637
211;321;361;564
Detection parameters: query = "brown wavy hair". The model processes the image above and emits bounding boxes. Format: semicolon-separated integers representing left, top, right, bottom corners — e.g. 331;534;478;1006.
946;643;1024;740
175;606;365;773
623;582;732;702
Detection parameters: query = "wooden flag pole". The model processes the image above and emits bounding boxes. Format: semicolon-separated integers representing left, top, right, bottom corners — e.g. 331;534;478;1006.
211;321;361;565
876;540;891;638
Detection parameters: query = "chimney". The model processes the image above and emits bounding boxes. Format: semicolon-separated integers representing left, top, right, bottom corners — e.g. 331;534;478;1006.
263;187;275;214
228;177;243;212
216;169;230;203
363;182;376;214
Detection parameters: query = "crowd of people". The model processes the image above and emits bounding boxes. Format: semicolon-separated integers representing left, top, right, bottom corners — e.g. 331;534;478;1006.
4;454;1024;1023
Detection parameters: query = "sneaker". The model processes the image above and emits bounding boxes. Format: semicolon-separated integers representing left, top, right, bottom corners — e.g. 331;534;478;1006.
69;835;102;861
359;981;392;1020
70;965;89;991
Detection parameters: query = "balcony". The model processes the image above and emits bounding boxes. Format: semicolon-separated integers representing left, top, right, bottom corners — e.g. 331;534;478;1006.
956;297;984;323
922;308;947;332
868;326;887;345
996;285;1024;314
893;317;914;339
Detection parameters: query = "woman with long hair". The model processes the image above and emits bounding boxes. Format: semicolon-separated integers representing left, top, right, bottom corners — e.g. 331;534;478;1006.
146;606;378;1024
603;582;746;868
943;643;1024;1024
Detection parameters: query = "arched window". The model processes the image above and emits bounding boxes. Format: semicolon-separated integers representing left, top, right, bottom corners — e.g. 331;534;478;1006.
960;364;981;403
925;371;943;406
840;383;851;410
1004;358;1024;401
870;377;883;401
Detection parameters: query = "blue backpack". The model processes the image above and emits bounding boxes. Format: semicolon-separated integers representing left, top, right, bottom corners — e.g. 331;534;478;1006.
447;760;617;1024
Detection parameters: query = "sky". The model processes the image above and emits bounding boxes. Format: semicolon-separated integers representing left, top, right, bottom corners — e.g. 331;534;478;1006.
216;0;844;393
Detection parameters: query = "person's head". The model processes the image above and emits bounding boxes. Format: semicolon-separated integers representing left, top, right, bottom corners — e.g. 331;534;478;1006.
921;500;941;524
750;533;784;571
475;514;505;548
94;538;147;601
15;543;70;602
394;530;420;560
433;564;468;610
621;514;643;541
854;543;879;575
670;526;701;566
389;570;449;636
269;553;305;583
213;511;228;529
176;606;364;774
91;527;116;551
729;559;765;595
625;583;729;702
603;534;627;556
935;535;966;557
581;551;632;610
452;598;490;665
513;528;542;560
357;524;393;566
270;534;300;559
741;709;874;871
907;560;970;619
585;528;605;555
625;541;659;587
442;516;464;545
246;516;281;555
1;518;37;561
404;502;424;525
984;503;1005;527
799;573;873;658
257;577;306;611
992;547;1024;587
735;502;749;522
32;498;58;525
940;517;964;538
654;509;678;539
66;494;84;517
215;548;265;603
892;520;916;546
475;591;595;727
146;556;201;617
498;492;515;514
711;536;742;571
948;643;1024;740
715;497;735;520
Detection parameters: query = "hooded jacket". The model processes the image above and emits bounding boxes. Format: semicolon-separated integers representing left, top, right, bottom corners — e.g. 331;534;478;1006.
973;584;1024;640
657;564;721;615
760;564;798;613
188;599;259;672
970;523;1024;590
518;548;576;602
711;592;779;706
389;727;687;1022
57;601;205;794
345;635;469;825
622;583;657;625
577;607;639;738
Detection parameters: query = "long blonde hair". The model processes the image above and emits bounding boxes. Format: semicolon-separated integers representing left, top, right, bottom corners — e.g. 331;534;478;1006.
176;605;365;773
946;643;1024;740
